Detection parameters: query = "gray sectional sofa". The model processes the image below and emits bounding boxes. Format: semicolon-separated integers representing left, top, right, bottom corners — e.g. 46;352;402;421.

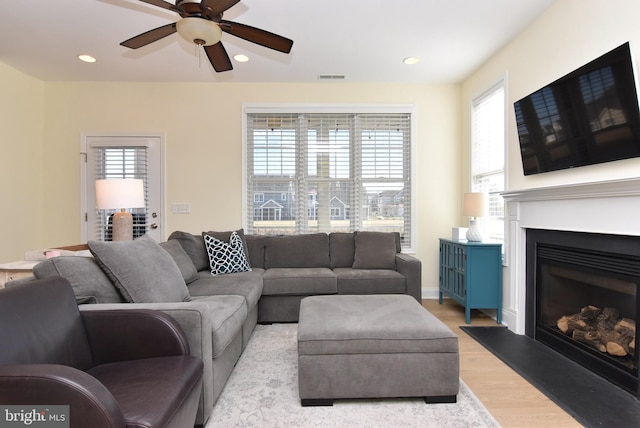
8;230;421;426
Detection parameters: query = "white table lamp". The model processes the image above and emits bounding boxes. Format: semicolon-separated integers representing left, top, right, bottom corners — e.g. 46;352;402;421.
96;179;145;241
463;192;488;242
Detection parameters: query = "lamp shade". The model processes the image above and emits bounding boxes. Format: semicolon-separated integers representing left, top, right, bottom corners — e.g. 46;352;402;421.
96;179;145;210
463;192;488;218
176;17;222;46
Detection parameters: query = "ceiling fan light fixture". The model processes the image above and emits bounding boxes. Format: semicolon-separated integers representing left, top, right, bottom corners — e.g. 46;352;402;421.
176;17;222;46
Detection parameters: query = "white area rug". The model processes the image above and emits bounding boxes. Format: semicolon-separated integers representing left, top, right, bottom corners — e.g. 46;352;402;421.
207;323;500;428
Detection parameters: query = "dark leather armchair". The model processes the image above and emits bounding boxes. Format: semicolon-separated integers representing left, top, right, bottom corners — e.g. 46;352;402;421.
0;276;203;428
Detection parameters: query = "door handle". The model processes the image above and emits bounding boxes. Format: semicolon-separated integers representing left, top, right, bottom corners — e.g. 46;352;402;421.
150;223;158;230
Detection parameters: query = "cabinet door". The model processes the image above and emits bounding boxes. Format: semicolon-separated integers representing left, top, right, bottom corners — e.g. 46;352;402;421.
466;246;500;307
439;242;452;293
452;244;466;300
440;240;467;300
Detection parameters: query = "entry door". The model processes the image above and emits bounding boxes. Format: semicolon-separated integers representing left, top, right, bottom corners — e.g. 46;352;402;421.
81;134;164;242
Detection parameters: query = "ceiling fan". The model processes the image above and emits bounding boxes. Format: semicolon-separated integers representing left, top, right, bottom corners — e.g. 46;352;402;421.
120;0;294;72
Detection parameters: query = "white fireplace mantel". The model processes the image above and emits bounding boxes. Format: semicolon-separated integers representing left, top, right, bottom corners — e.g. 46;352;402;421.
500;177;640;334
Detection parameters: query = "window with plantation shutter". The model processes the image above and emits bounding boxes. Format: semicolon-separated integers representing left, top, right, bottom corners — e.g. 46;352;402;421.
245;106;414;250
471;81;505;244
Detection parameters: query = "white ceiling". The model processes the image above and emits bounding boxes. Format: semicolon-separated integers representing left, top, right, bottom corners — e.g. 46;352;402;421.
0;0;556;83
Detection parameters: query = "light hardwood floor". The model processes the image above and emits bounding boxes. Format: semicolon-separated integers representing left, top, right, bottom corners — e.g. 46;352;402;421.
423;298;583;428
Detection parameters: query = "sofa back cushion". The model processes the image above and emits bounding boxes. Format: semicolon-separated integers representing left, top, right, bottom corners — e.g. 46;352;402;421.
89;235;191;303
0;277;92;370
167;231;209;272
263;234;330;269
159;240;199;284
33;256;124;304
352;231;400;270
244;235;267;269
329;232;356;268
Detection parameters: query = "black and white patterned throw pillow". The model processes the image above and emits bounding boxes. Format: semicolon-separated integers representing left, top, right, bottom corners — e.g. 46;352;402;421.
203;231;251;275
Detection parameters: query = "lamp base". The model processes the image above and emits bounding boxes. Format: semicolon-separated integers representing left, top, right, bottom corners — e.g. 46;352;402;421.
466;219;483;242
112;210;133;241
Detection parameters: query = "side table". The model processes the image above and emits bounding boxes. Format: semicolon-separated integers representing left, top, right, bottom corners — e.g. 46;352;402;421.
438;238;502;324
0;260;37;288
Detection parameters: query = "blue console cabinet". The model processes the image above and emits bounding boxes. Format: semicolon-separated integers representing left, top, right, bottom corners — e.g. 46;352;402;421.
438;238;502;324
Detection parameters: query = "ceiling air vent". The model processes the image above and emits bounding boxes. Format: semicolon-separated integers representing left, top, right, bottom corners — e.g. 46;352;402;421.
318;74;346;80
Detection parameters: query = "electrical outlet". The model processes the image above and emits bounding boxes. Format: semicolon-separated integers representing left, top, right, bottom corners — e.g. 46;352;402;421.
172;203;191;214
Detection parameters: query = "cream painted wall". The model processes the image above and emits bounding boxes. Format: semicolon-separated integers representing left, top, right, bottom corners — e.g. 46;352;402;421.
460;0;640;320
0;64;45;262
462;0;640;192
39;81;460;293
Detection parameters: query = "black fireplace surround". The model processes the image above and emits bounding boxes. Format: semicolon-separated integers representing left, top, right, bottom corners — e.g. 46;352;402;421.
526;229;639;398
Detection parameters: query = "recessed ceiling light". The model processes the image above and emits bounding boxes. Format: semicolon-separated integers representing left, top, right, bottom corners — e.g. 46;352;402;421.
233;54;249;63
403;57;419;65
78;54;96;63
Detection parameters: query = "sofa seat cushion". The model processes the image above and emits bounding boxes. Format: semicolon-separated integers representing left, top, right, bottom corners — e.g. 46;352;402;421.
87;355;202;428
190;295;247;358
188;270;264;311
333;268;406;295
262;268;337;296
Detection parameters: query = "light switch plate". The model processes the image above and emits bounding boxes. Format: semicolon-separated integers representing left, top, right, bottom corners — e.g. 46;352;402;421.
172;203;191;214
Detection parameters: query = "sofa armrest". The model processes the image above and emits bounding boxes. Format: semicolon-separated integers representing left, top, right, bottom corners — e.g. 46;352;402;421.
0;364;125;428
81;309;191;366
79;301;214;424
396;253;422;302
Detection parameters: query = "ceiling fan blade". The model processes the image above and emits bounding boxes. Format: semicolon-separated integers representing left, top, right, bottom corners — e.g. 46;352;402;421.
121;23;177;49
201;0;241;16
219;20;293;53
138;0;180;12
204;43;233;72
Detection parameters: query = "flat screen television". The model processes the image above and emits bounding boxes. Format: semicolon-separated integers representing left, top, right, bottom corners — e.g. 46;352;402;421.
514;42;640;175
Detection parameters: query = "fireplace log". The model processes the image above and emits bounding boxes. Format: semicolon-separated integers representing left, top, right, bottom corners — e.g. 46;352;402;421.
606;342;627;356
605;330;633;356
580;305;603;321
614;318;636;335
597;307;619;332
614;318;636;357
557;305;604;334
559;308;637;358
557;315;592;334
572;329;606;352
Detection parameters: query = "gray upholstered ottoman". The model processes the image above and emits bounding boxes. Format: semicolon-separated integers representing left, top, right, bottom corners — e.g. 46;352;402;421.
297;294;459;406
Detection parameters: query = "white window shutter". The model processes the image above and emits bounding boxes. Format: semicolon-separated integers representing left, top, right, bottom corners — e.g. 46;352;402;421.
246;110;413;249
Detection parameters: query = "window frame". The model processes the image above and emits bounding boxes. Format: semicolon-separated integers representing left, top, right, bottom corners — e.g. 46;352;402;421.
243;104;417;252
470;79;507;252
